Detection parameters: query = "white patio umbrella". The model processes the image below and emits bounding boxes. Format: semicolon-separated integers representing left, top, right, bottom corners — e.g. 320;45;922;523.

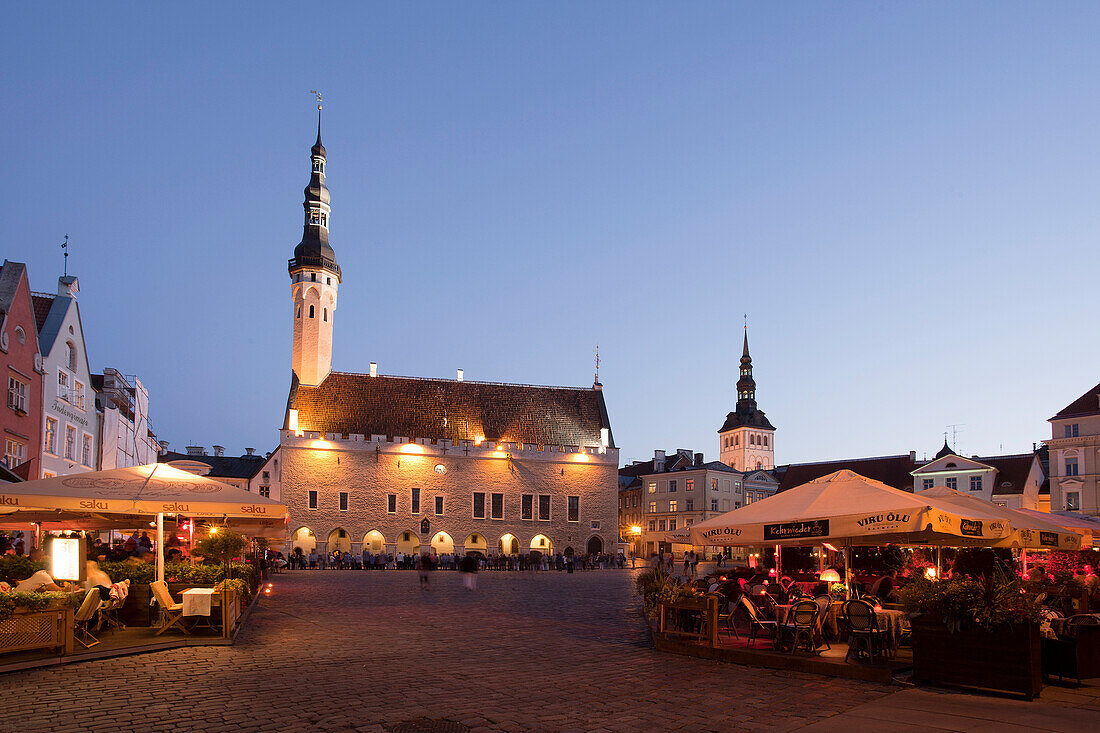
688;470;1013;548
1016;509;1100;547
919;487;1088;551
0;464;288;581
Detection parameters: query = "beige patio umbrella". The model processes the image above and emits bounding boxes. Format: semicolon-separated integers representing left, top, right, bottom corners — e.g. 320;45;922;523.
0;464;288;580
919;487;1088;551
1017;509;1100;547
687;470;1013;547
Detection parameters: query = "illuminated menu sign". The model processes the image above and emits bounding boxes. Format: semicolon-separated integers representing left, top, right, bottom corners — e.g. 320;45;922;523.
52;537;84;581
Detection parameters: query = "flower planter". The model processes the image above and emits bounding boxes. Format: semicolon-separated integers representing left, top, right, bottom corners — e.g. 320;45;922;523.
0;606;73;655
911;619;1042;699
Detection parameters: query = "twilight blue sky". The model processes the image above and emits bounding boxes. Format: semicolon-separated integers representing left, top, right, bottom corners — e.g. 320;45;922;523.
3;3;1099;465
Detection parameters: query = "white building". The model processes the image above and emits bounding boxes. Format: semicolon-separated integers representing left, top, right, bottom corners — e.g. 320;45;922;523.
911;442;1045;511
31;276;97;478
94;368;158;469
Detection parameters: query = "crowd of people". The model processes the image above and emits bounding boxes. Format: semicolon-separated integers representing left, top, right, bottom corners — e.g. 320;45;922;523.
283;547;628;573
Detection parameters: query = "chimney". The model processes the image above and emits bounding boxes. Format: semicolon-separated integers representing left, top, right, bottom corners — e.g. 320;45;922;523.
909;451;916;462
369;362;377;378
186;445;204;456
213;445;225;457
694;452;704;467
457;368;464;382
244;447;255;456
654;449;666;473
158;440;170;456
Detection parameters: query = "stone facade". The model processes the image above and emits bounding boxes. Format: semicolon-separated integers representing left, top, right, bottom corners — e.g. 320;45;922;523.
282;431;619;558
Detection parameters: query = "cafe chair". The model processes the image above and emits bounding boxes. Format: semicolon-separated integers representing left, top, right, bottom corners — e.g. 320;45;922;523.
779;600;821;653
73;589;102;649
740;595;778;648
150;581;190;637
843;599;885;664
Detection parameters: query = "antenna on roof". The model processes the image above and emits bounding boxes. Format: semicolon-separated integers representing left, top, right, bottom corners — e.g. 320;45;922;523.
61;234;69;277
594;344;600;385
946;423;964;454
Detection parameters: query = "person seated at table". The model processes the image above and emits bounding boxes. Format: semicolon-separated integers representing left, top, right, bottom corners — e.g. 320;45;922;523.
870;569;898;603
1027;565;1048;583
14;569;63;593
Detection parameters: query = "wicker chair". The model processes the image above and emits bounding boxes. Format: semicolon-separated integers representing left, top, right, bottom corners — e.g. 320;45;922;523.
779;600;820;653
740;595;777;648
843;599;886;663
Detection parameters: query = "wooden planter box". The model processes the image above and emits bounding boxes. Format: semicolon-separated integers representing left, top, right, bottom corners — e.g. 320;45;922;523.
119;582;154;627
1042;625;1100;683
0;606;73;656
912;620;1042;699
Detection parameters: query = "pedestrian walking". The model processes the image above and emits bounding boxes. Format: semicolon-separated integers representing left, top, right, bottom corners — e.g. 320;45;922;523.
459;553;478;590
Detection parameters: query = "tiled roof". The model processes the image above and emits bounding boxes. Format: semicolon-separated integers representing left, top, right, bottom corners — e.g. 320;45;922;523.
159;451;267;480
776;454;918;493
1051;381;1100;420
31;294;55;333
978;453;1036;496
286;372;614;448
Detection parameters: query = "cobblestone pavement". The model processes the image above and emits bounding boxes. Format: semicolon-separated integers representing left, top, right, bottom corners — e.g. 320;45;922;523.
0;570;1094;732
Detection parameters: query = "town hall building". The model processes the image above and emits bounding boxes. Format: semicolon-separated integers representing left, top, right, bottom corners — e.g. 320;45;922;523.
278;109;619;560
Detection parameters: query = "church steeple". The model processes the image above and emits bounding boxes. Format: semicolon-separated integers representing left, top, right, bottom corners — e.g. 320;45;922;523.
718;325;776;471
289;96;340;388
289;96;339;281
736;328;757;409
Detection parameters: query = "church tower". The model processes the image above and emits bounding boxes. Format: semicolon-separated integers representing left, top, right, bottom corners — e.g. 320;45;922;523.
289;102;341;387
718;328;775;471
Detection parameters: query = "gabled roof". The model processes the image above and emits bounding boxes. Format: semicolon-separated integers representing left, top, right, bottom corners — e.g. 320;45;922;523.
776;454;918;493
31;294;54;333
1051;381;1100;421
159;451;267;480
286;371;614;448
913;454;993;475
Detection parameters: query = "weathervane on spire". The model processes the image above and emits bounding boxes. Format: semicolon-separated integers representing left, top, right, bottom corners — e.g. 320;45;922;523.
310;90;323;110
61;234;69;277
743;313;747;331
594;344;600;385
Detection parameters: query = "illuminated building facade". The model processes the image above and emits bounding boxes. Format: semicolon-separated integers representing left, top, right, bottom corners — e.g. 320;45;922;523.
0;261;44;478
278;113;619;558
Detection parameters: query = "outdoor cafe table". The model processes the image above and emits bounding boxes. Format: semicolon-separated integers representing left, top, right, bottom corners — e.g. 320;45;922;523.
181;588;218;618
876;608;906;652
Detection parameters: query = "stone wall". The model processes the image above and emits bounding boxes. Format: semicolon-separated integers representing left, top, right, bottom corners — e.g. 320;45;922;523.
281;434;620;557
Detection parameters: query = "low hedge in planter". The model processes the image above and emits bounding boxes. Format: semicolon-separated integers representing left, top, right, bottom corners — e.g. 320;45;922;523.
901;575;1044;699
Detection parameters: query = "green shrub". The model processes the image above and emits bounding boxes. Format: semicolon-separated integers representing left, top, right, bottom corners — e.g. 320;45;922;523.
900;575;1039;632
0;555;47;584
0;591;83;621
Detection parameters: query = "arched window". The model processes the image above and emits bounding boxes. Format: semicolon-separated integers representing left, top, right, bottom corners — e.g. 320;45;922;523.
296;306;301;318
763;435;768;447
749;434;755;446
66;341;77;371
734;435;739;447
14;327;24;344
323;308;328;322
309;305;315;319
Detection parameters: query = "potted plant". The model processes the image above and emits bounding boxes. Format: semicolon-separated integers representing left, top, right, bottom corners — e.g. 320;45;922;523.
900;573;1042;698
